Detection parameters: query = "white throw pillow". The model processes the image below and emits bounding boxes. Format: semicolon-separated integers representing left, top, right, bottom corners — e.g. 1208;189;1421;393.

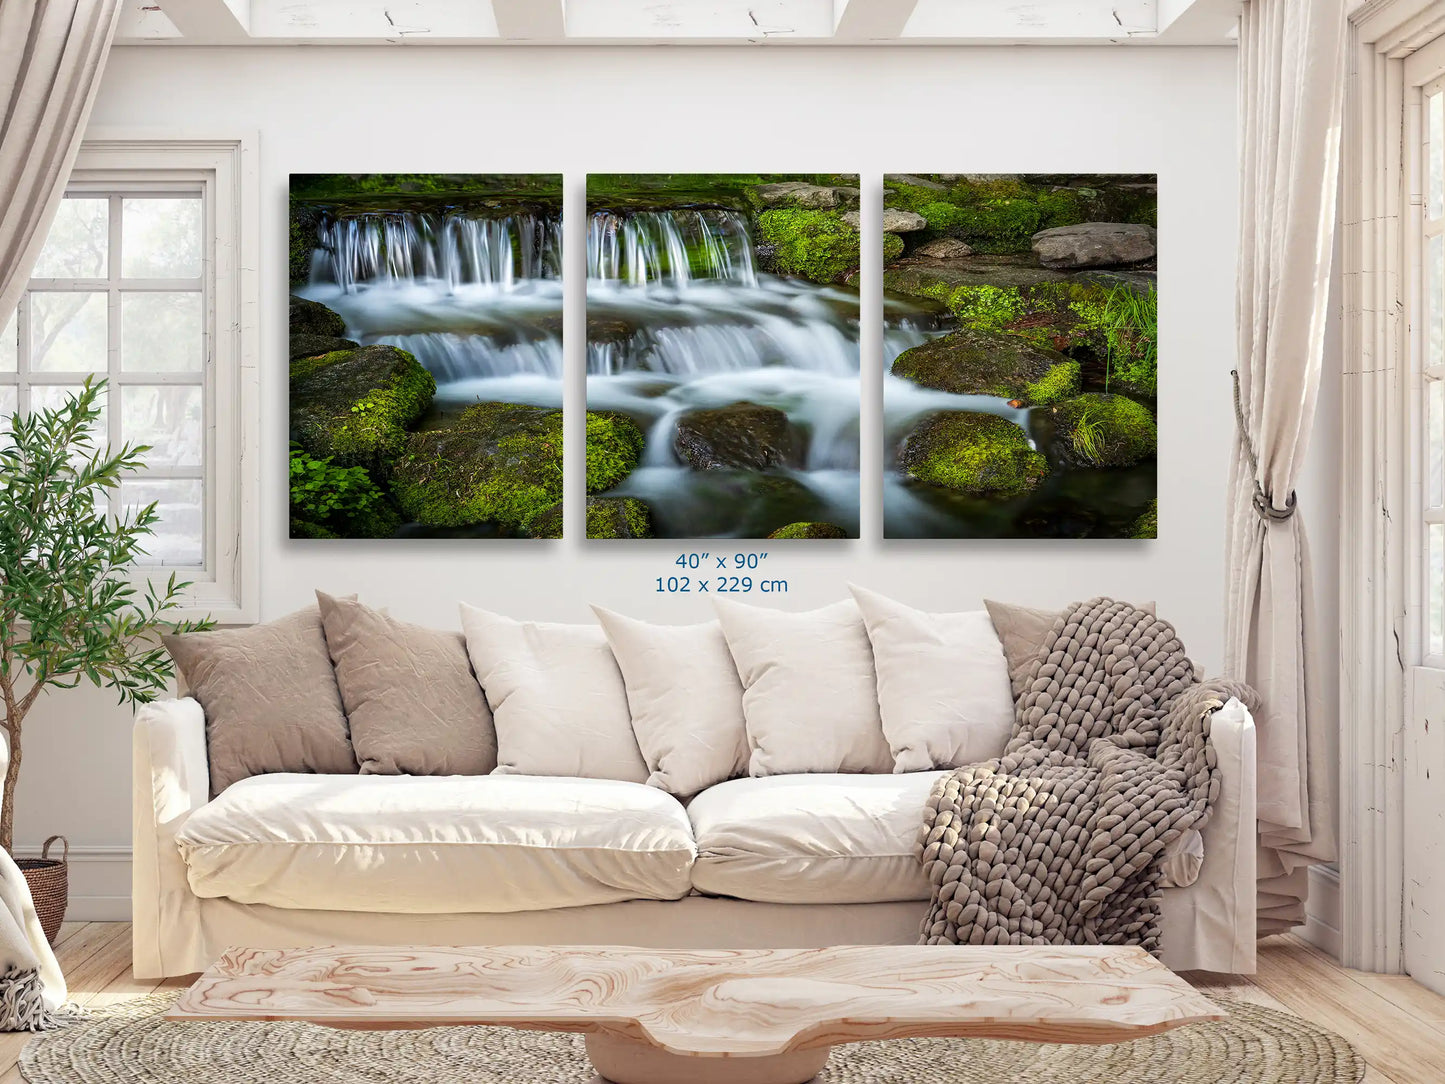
849;585;1016;773
459;603;648;783
713;597;893;776
592;607;748;798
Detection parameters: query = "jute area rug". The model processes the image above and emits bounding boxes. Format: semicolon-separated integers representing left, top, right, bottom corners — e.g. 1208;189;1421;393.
19;992;1364;1084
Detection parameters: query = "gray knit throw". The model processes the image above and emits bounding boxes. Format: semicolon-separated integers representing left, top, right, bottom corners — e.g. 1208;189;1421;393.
916;597;1257;954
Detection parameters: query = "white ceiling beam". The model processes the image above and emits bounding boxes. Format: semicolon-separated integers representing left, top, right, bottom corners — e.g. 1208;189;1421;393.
833;0;918;40
1154;0;1242;43
492;0;565;39
564;0;832;41
246;0;497;40
159;0;251;39
116;0;183;39
904;0;1157;41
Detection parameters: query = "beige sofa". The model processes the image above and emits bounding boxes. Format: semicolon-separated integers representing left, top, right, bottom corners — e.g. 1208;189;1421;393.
132;697;1257;979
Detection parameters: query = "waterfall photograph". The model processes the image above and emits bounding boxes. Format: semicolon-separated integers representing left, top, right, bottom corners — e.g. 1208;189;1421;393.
287;173;575;540
585;174;862;540
881;174;1158;539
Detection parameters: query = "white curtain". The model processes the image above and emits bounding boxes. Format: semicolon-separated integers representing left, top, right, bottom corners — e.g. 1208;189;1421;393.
0;0;123;322
1226;0;1348;935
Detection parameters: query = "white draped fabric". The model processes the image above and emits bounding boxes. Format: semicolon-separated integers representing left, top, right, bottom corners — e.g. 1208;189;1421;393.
0;0;123;323
1226;0;1349;934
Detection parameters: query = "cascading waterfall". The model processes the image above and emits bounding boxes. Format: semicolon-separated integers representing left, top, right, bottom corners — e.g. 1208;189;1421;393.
588;209;757;287
314;210;563;293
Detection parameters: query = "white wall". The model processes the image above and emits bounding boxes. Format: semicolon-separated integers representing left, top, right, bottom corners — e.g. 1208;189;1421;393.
13;43;1244;917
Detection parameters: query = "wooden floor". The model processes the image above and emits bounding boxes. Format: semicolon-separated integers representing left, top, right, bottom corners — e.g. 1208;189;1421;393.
0;925;1441;1082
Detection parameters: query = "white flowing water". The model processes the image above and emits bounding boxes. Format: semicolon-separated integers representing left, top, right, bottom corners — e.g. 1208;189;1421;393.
297;203;1045;536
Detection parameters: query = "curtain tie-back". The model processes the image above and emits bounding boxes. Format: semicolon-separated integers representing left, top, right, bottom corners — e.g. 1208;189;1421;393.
1231;369;1297;521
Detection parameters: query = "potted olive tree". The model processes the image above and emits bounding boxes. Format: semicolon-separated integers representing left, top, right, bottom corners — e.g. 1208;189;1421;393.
0;379;212;939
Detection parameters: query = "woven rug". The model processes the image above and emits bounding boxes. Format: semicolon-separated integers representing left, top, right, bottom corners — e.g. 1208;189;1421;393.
19;992;1363;1084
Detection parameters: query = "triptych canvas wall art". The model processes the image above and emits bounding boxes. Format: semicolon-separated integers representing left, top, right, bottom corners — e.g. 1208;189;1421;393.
288;173;1155;541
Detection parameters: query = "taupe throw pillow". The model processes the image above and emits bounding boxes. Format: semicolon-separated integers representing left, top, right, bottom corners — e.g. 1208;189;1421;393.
985;599;1157;697
317;592;496;776
163;607;358;796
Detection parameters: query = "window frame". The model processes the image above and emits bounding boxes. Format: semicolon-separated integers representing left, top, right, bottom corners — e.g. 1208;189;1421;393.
62;133;259;624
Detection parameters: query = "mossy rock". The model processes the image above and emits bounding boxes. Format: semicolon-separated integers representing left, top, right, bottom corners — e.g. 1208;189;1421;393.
290;203;325;287
1130;498;1158;539
392;402;564;532
290;295;347;338
747;182;855;211
882;233;905;262
755;209;860;285
674;402;801;471
1023;362;1081;407
767;521;847;540
289;517;338;540
587;496;653;539
891;328;1071;402
882;261;1070;297
586;411;646;492
290;345;436;467
290;333;358;361
897;411;1048;496
1052;393;1157;468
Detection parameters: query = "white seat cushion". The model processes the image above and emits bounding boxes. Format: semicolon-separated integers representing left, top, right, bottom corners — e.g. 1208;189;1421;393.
176;773;696;913
687;773;947;904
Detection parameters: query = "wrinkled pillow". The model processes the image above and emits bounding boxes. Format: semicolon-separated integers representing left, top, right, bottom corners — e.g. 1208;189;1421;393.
713;597;893;777
850;585;1014;773
163;606;358;796
459;603;648;783
317;592;496;776
593;606;748;797
985;599;1156;696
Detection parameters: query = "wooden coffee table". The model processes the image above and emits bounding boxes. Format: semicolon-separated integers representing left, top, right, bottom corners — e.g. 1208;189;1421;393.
169;944;1222;1084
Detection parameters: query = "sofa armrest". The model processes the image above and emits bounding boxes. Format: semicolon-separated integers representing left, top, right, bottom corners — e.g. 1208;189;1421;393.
1160;696;1258;973
132;697;209;978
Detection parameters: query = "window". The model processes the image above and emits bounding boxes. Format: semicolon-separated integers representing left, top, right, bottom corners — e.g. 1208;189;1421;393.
0;137;258;621
1422;81;1445;666
3;190;207;567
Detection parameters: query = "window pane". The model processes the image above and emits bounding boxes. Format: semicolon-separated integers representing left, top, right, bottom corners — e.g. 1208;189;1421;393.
121;384;202;467
1431;380;1444;509
1431;92;1444;221
122;478;203;566
0;310;15;372
32;198;109;278
29;292;107;372
121;292;202;372
1432;523;1444;658
30;384;107;452
122;198;202;278
0;386;14;434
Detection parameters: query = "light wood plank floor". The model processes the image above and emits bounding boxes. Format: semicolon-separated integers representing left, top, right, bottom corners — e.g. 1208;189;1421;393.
1;926;1441;1082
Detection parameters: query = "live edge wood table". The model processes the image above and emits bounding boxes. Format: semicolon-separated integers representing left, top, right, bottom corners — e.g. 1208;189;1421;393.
168;944;1223;1084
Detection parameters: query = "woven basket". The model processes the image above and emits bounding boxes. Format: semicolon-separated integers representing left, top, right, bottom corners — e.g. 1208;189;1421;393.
17;835;68;945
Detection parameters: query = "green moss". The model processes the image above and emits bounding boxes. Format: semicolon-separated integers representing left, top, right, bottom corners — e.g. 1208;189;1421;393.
891;328;1068;399
586;496;653;539
289;517;338;540
755;209;860;284
1023;362;1081;407
585;411;646;493
767;522;847;539
898;412;1048;496
883;176;1155;255
290;295;348;338
291;345;436;468
1052;393;1157;468
1130;499;1158;539
882;232;905;262
391;402;564;532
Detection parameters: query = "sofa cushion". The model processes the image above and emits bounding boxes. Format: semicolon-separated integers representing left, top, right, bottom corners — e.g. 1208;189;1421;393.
687;773;946;904
592;606;748;798
163;606;358;796
318;592;497;777
850;584;1015;773
459;603;649;783
713;598;893;776
176;773;696;913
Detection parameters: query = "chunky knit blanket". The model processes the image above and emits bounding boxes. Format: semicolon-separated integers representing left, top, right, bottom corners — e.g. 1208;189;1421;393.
916;598;1257;954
